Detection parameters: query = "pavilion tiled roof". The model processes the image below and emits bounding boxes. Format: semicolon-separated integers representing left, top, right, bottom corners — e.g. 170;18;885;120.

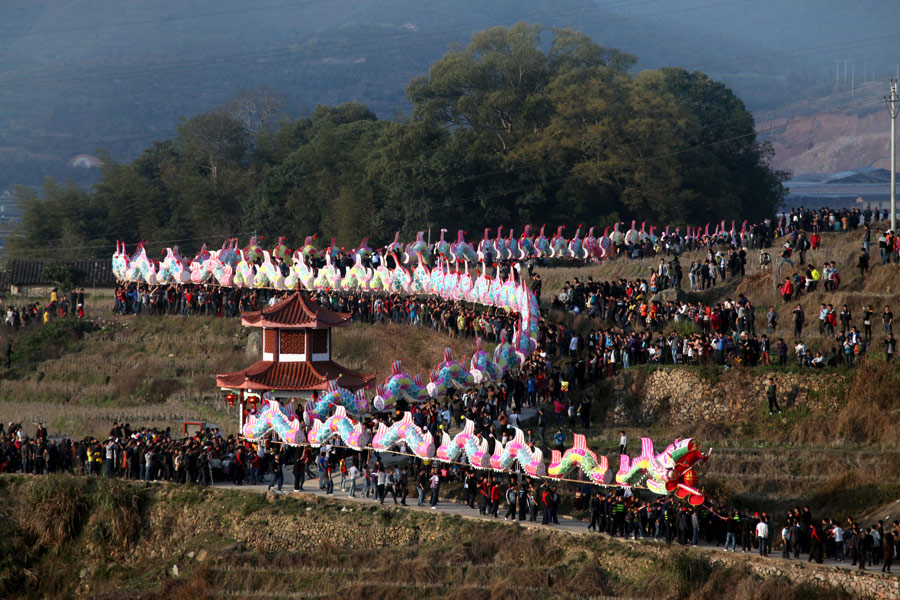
241;291;352;329
8;258;116;287
216;360;374;392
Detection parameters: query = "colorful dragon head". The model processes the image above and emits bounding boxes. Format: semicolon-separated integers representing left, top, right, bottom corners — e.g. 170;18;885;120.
271;236;290;263
244;235;264;263
379;360;429;404
450;230;478;263
242;396;305;446
433;228;450;258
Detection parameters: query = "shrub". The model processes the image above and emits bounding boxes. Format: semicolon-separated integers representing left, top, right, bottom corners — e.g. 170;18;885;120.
11;318;95;365
87;477;147;550
22;474;90;552
643;550;712;599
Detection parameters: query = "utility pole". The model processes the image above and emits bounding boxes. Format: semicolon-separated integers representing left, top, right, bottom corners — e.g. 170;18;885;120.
886;79;899;232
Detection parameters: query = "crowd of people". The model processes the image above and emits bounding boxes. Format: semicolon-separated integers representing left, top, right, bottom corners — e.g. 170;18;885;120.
3;287;87;329
3;417;897;573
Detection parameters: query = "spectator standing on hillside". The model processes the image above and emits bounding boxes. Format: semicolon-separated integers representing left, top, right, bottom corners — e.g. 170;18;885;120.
792;305;804;337
766;306;778;334
857;248;869;276
883;306;893;336
537;408;547;446
765;377;782;415
839;305;852;336
776;338;788;366
863;305;874;341
781;277;794;302
553;429;565;452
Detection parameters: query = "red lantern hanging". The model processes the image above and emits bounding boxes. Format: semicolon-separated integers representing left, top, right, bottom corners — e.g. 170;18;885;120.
225;392;238;408
247;395;258;410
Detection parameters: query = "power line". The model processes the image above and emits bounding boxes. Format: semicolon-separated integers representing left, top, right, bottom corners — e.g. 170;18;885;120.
0;0;753;91
5;231;260;257
0;1;334;39
0;98;418;154
684;32;900;72
35;96;878;253
4;89;883;254
433;95;882;211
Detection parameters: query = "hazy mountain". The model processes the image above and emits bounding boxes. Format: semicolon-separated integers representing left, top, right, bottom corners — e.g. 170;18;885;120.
0;0;895;191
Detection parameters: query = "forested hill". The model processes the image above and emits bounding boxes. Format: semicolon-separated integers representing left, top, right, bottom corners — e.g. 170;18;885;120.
9;24;783;260
0;0;863;193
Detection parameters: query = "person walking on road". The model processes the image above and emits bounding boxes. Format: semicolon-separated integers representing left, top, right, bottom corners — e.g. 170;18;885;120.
429;468;441;508
756;517;770;557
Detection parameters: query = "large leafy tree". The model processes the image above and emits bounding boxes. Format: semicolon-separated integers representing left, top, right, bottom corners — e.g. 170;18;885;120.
7;23;784;259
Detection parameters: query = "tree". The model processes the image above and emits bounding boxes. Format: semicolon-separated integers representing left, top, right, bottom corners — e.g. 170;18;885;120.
6;23;787;258
225;86;286;139
42;261;84;290
177;109;251;186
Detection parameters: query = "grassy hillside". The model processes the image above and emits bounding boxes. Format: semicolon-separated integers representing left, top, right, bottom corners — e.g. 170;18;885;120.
542;225;889;352
0;315;477;439
531;225;900;517
0;474;858;600
5;224;899;519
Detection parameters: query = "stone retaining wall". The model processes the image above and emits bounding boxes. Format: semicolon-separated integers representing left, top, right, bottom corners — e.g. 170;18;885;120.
610;367;847;425
711;553;899;600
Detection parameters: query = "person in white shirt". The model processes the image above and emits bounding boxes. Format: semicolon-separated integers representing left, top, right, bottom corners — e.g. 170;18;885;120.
832;524;844;562
781;524;791;558
756;519;770;556
429;469;441;508
618;431;627;455
347;463;359;497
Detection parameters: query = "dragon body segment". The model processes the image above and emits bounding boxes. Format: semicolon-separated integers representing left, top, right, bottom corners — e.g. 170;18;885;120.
615;437;709;505
306;405;370;450
372;412;435;458
242;396;305;446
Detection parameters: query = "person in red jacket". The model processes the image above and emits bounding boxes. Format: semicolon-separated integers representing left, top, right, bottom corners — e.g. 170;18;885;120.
489;478;501;518
478;478;490;515
781;277;794;302
541;485;552;525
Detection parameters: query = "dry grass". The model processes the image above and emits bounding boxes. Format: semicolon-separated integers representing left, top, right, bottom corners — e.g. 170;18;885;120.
21;475;90;552
0;476;866;600
2;310;479;439
332;322;479;379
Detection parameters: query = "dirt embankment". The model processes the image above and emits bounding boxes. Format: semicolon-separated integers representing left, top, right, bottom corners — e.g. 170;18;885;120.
1;475;892;600
759;110;888;175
